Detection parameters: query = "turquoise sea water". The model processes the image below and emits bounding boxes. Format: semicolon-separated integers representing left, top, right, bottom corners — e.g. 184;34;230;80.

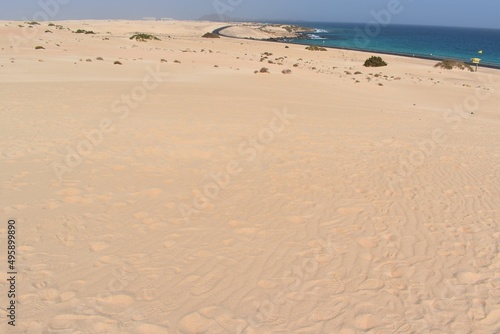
277;22;500;68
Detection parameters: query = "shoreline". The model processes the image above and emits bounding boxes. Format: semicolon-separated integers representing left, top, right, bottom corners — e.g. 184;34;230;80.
213;24;500;70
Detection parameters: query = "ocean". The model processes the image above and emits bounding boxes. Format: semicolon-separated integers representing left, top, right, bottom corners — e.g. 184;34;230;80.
276;22;500;68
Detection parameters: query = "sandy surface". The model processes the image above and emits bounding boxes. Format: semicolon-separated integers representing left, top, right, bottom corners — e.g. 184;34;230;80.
0;19;499;333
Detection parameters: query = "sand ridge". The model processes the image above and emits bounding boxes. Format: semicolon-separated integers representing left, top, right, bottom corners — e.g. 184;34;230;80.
0;19;499;333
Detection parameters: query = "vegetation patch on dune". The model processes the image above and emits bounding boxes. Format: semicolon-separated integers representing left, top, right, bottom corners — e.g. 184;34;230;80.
74;29;95;34
26;21;40;25
364;56;387;67
130;33;161;42
434;59;473;72
202;32;220;38
35;46;45;50
306;45;327;51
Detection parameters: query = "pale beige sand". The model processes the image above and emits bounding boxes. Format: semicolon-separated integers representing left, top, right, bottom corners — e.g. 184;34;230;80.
219;24;309;39
0;19;499;333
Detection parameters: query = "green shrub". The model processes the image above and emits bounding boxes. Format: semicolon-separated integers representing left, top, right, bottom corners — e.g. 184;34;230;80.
130;33;160;41
306;45;327;51
364;56;387;67
434;59;473;72
74;29;95;34
202;32;220;38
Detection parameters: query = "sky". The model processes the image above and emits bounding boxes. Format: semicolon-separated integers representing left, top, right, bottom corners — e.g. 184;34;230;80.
1;0;500;29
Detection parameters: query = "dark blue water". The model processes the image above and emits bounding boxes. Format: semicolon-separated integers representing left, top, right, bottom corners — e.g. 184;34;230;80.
276;22;500;68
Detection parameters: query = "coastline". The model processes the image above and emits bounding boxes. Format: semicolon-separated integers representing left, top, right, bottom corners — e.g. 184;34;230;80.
213;24;500;70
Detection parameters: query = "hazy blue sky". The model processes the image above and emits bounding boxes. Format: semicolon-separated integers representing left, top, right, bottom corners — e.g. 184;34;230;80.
1;0;500;29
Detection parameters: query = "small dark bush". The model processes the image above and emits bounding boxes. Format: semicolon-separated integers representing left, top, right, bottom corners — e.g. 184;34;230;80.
364;56;387;67
282;69;292;74
130;33;160;41
26;21;40;25
434;59;473;72
48;23;55;27
35;46;45;50
259;67;269;73
114;61;122;65
174;60;181;63
306;45;327;51
202;32;220;38
74;29;95;34
96;57;104;61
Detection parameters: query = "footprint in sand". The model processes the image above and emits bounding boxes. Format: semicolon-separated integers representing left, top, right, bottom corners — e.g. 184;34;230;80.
57;187;83;203
94;294;135;315
199;306;243;333
190;273;222;296
309;299;349;322
134;323;170;333
88;241;109;252
177;312;211;334
377;261;413;279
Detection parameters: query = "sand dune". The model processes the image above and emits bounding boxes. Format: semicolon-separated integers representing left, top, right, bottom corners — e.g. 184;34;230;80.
0;19;499;333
